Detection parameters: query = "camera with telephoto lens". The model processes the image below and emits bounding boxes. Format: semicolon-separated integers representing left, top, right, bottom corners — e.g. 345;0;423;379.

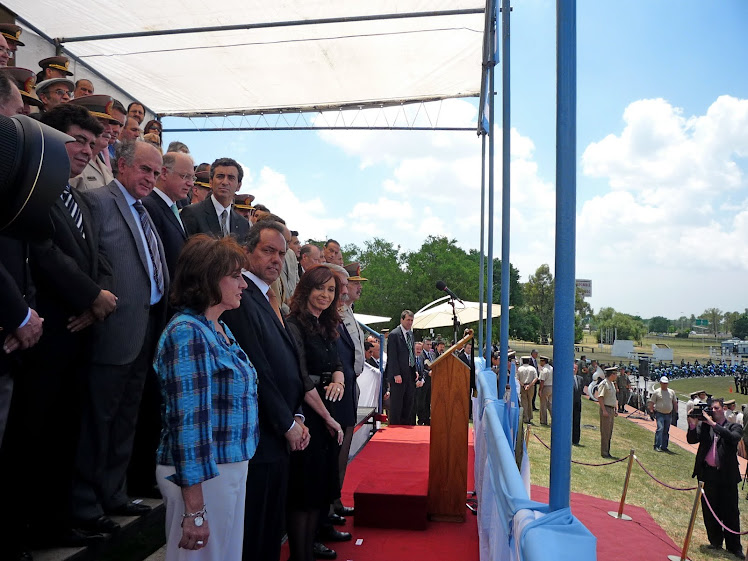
688;399;713;420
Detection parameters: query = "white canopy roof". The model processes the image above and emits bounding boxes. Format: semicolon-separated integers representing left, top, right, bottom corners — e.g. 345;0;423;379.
10;1;485;117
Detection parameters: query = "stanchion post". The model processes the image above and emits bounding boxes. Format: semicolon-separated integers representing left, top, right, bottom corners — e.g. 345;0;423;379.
607;448;634;521
667;481;703;561
525;423;531;451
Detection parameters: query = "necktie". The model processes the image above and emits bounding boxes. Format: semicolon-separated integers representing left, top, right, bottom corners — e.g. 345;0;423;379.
220;209;229;237
267;289;285;326
171;203;184;231
133;201;164;295
61;184;84;238
406;331;415;367
101;148;112;171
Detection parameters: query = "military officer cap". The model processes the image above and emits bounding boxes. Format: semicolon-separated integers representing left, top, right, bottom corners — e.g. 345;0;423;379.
36;77;74;95
539;355;549;362
39;55;73;76
194;170;211;189
0;23;24;47
724;399;736;406
344;262;368;282
68;94;122;124
689;390;706;399
0;67;43;107
520;356;531;364
507;350;516;360
233;194;255;209
604;366;617;377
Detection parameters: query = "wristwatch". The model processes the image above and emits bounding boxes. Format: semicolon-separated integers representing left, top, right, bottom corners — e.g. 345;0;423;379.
194;513;204;527
182;505;207;527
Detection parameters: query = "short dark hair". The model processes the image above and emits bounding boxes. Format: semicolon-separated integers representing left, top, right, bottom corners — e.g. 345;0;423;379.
0;73;15;105
258;213;285;225
242;220;286;253
401;309;414;320
325;239;340;248
40;103;104;137
300;244;319;259
170;234;246;311
210;157;244;183
127;101;144;113
167;141;190;154
253;203;269;213
290;230;299;237
364;341;373;351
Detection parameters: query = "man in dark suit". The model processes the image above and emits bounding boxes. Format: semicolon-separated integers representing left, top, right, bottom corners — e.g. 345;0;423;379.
6;104;118;547
142;151;192;279
180;157;250;239
385;310;417;425
687;398;744;558
221;221;309;561
72;140;168;534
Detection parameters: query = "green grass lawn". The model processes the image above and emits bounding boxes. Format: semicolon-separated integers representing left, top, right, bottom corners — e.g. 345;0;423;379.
527;398;748;561
669;376;745;405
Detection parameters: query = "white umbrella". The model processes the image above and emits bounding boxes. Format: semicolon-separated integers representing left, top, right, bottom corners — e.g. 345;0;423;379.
354;313;391;325
413;298;510;330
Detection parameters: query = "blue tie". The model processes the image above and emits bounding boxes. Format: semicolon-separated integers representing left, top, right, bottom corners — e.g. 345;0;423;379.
133;201;164;295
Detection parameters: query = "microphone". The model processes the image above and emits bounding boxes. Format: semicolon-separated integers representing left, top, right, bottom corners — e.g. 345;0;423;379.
435;280;463;304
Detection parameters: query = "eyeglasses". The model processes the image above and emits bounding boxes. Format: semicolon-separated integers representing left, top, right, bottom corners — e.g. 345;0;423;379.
171;170;197;182
0;47;12;56
52;89;72;97
147;126;162;132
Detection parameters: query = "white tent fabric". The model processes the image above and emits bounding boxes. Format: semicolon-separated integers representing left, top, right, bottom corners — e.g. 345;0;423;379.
11;1;484;116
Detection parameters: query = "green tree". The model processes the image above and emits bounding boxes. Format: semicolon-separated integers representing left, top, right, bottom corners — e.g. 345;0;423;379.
723;311;741;336
700;308;723;337
593;307;646;344
524;264;554;339
353;238;409;328
733;314;748;340
648;316;671;333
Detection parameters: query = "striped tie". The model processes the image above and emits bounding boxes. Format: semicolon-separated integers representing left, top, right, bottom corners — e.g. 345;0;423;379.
133;201;164;295
406;331;415;367
61;184;84;238
220;209;229;237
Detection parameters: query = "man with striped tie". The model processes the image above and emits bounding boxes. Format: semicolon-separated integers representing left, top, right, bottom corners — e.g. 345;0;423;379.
72;140;169;535
384;310;418;425
3;103;119;549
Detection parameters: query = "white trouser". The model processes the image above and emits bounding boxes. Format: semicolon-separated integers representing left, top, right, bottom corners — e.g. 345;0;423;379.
157;461;249;561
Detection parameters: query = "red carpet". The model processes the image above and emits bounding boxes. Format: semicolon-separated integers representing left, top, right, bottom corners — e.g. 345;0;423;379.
531;486;683;561
280;425;479;561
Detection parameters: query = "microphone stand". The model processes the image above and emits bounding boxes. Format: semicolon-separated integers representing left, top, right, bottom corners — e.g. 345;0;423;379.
448;296;460;345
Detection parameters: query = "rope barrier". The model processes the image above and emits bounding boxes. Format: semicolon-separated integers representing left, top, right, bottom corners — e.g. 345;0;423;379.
531;433;628;466
633;457;698;491
700;491;748;535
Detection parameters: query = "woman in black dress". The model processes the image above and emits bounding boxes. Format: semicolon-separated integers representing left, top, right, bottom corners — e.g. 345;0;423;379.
285;265;345;561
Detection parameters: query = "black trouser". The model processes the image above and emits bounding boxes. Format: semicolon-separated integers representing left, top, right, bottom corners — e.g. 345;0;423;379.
572;402;582;444
389;368;416;425
701;466;741;553
243;455;289;561
415;377;431;425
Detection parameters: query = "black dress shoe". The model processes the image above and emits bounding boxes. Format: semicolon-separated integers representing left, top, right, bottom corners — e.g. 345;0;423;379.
106;501;152;516
313;542;337;559
58;527;106;546
76;515;121;533
328;513;346;526
11;550;32;561
318;527;352;542
334;505;355;517
728;548;745;560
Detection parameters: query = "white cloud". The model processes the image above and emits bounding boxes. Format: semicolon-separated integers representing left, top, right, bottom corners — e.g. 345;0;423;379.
579;95;748;315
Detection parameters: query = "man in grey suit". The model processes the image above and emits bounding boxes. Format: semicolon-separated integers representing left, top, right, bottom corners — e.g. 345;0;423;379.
385;310;418;425
72;140;169;534
180;157;250;239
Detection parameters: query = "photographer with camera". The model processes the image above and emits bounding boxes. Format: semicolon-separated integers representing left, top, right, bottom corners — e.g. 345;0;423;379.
687;397;745;559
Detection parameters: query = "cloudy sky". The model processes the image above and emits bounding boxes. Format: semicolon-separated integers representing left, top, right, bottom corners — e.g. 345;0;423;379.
163;0;748;319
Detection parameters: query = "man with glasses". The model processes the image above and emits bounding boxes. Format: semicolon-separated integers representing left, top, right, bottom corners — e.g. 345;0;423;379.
142;152;193;279
69;95;123;191
0;24;24;63
0;34;11;67
180;157;250;239
36;77;74;112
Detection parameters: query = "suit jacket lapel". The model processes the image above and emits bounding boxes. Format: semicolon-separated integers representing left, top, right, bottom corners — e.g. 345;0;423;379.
246;276;295;349
110;183;150;274
157;194;187;239
202;198;221;236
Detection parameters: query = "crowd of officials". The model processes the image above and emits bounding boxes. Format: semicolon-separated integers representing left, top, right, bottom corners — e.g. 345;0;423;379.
0;33;384;561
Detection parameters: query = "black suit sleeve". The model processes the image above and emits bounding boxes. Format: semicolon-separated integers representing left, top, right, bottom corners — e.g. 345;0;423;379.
224;298;299;439
178;204;200;237
0;261;28;330
29;238;102;313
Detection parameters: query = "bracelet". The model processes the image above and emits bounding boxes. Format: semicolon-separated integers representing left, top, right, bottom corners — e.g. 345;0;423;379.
182;505;207;519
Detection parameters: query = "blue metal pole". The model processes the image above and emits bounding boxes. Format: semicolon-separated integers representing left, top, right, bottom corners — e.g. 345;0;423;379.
497;0;510;397
484;8;496;368
478;134;486;355
549;0;576;512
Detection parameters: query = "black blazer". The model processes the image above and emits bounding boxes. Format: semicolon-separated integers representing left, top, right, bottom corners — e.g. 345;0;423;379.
687;419;743;483
142;191;187;279
179;196;250;240
384;324;413;383
29;194;112;326
0;237;34;374
334;324;358;427
222;276;306;463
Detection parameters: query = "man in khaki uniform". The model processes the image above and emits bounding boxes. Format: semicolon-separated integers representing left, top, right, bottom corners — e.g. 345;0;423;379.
598;366;618;458
517;356;538;424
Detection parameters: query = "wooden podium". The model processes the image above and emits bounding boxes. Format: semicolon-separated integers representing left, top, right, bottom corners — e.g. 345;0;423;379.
426;330;473;522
